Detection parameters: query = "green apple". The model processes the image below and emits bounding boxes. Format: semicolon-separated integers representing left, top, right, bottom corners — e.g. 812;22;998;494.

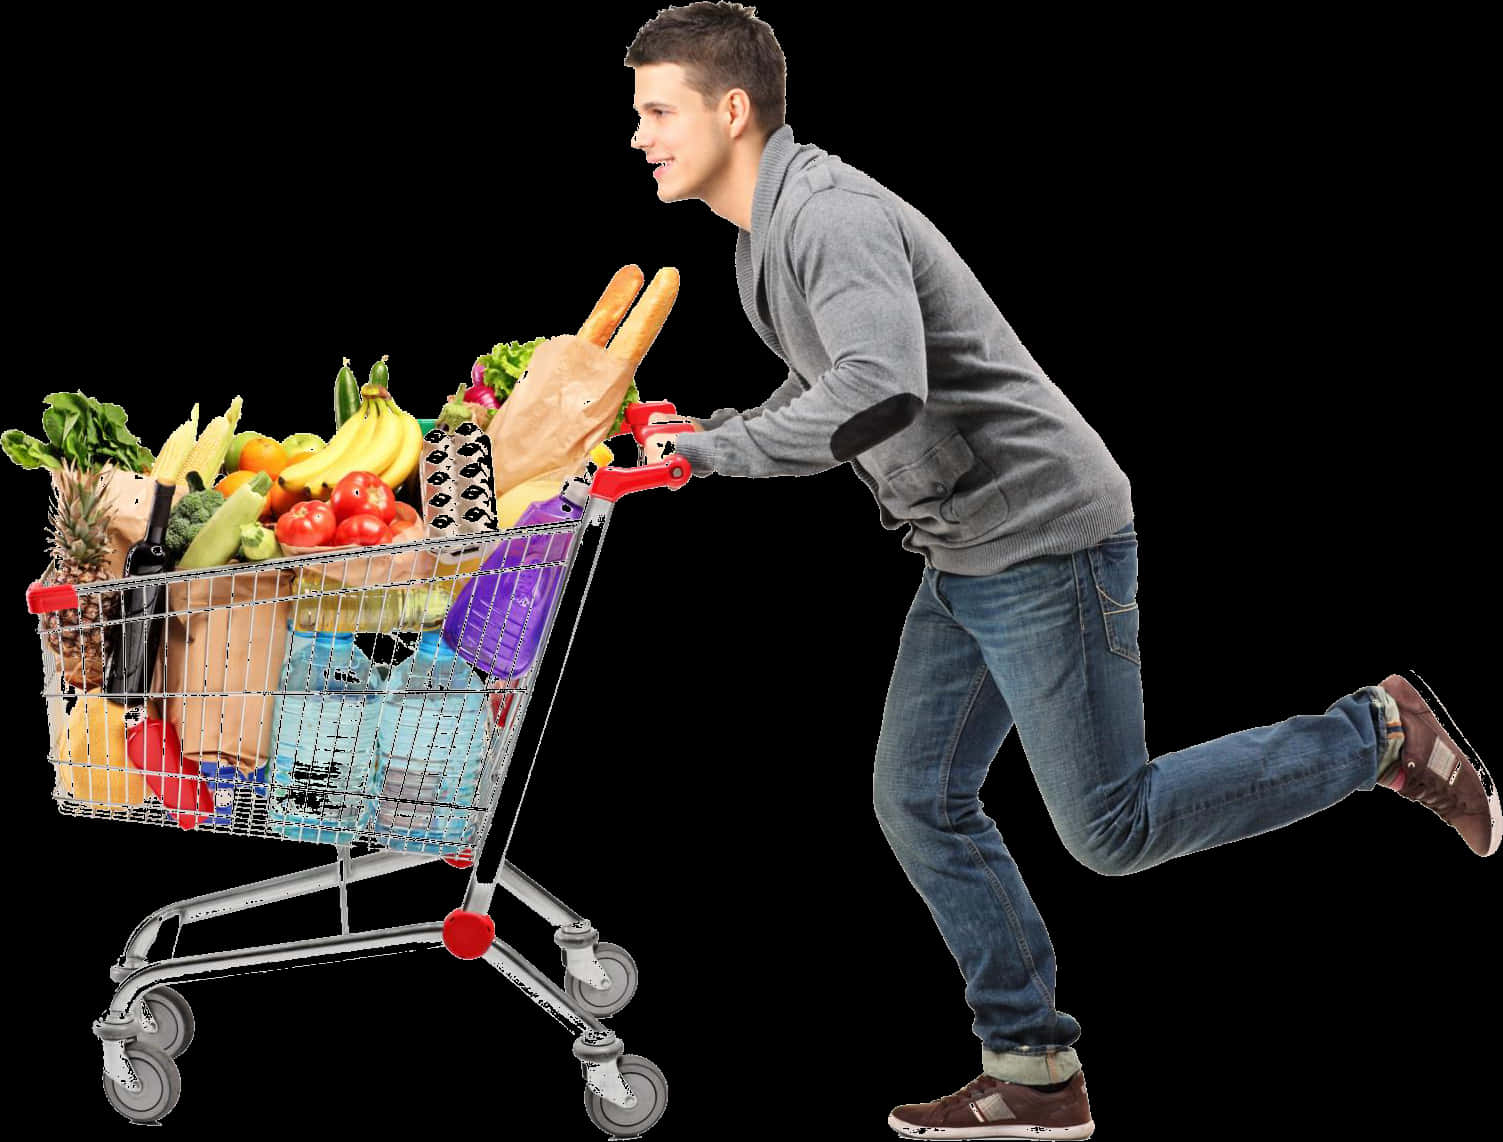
281;432;326;455
226;429;265;471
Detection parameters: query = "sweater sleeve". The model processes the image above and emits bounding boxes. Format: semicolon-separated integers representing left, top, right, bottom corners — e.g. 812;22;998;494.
679;369;806;474
672;190;926;479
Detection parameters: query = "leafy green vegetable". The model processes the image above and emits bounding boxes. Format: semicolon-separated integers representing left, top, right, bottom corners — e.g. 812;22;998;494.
3;391;154;473
475;338;546;403
609;379;639;439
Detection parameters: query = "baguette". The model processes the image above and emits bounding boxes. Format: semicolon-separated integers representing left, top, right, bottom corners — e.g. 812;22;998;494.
578;265;645;348
605;266;680;372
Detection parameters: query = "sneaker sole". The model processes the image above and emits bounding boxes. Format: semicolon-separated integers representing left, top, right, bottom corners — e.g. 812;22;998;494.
887;1114;1096;1140
1396;668;1500;857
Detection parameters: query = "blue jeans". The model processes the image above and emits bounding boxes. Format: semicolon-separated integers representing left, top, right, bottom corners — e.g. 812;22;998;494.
871;520;1393;1085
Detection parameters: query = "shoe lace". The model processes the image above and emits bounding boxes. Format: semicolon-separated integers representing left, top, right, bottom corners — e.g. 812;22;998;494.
936;1076;995;1109
1407;766;1462;816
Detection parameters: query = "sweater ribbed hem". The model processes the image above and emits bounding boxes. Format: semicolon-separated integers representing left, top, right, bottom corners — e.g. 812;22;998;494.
921;477;1134;575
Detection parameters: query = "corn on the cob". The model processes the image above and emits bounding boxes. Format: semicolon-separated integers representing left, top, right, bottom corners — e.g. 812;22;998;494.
183;395;243;487
152;403;200;485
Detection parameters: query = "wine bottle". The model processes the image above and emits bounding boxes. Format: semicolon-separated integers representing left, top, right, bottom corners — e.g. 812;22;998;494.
110;479;177;709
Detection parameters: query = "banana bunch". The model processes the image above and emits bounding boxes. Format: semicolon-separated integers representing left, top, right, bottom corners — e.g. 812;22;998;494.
278;383;424;500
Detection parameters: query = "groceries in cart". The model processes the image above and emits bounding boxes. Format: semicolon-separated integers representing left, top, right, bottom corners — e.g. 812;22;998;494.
19;262;684;845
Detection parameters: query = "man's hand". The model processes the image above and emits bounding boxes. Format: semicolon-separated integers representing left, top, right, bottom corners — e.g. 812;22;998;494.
641;416;699;464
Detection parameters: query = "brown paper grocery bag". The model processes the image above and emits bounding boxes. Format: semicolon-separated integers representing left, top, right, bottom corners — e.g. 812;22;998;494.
160;566;297;772
285;541;478;636
485;333;636;497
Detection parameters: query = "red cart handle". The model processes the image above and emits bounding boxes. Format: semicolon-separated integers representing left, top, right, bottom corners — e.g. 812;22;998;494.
590;456;692;502
618;400;678;442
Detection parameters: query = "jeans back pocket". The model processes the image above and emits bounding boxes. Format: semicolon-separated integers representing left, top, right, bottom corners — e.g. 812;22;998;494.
1086;530;1140;666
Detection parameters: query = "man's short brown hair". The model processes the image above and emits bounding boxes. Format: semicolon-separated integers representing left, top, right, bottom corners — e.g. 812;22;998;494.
625;3;787;142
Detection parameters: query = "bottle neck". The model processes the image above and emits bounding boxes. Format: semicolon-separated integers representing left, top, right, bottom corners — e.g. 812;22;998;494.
290;626;355;650
146;480;176;544
412;630;458;666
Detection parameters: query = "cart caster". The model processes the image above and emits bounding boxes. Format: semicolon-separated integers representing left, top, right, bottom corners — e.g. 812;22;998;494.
102;1040;181;1123
563;940;639;1017
583;1053;668;1138
136;984;195;1058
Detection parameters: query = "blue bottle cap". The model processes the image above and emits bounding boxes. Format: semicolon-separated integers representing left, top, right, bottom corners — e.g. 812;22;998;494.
415;629;457;661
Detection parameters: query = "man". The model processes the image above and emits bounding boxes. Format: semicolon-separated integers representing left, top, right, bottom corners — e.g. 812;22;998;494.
624;4;1499;1138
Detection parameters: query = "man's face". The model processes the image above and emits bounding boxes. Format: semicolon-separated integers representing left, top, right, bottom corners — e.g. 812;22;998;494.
631;62;733;204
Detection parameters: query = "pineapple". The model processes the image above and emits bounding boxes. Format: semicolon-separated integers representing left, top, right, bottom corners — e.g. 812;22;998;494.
44;462;120;691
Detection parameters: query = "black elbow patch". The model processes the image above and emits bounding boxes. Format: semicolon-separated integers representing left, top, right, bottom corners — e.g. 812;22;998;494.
830;394;923;461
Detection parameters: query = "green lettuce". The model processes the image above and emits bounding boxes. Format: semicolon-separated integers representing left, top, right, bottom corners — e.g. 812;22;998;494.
476;338;547;403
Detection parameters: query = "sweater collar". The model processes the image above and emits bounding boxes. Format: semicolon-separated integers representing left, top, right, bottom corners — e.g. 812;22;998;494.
748;123;799;252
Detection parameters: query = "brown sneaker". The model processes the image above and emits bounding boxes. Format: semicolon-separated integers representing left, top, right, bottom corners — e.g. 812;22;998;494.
1378;672;1500;857
888;1071;1095;1139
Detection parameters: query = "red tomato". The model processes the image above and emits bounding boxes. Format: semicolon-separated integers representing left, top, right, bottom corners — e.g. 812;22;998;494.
392;502;419;529
334;512;394;546
330;472;397;524
274;500;337;547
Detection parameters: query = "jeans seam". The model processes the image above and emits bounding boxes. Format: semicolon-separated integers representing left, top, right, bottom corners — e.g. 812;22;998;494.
937;658;1057;1016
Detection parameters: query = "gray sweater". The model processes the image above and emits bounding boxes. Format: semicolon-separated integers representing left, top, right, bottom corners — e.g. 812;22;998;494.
671;124;1134;575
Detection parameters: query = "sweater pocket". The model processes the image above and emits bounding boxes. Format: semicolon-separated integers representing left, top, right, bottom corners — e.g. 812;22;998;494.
881;430;1009;541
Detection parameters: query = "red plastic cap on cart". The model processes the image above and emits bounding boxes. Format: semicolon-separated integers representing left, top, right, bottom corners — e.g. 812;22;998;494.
443;908;495;959
27;580;79;614
443;849;474;869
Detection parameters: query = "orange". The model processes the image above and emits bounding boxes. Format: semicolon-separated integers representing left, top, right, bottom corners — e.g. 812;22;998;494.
262;480;309;522
239;437;290;479
215;469;260;498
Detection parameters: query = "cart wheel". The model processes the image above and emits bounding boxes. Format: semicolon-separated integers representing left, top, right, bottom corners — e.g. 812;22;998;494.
583;1053;668;1138
137;984;195;1058
564;941;639;1018
102;1041;181;1123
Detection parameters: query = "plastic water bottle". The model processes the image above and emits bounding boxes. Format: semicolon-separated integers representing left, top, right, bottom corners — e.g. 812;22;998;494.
372;630;489;853
442;470;589;678
266;626;380;844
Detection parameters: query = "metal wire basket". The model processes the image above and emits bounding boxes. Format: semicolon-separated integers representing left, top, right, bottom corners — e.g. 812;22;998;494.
33;520;581;855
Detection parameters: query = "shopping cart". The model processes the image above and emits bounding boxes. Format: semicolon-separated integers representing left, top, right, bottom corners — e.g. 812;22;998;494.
26;401;693;1134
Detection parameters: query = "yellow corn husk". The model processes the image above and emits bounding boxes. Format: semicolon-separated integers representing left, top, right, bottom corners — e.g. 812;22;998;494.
152;403;200;485
183;395;243;487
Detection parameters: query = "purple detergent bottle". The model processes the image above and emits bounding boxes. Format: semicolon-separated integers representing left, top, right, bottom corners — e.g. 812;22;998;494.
442;467;591;678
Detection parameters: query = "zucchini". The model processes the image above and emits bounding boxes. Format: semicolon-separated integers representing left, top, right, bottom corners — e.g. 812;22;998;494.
334;357;360;430
369;354;390;391
178;470;272;569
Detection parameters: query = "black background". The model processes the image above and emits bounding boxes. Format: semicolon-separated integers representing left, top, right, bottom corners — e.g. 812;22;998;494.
13;9;1492;1138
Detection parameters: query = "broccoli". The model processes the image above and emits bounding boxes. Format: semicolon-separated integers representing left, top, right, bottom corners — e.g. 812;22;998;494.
165;471;224;563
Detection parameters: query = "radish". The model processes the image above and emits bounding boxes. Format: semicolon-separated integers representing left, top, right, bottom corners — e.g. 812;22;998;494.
465;376;501;409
